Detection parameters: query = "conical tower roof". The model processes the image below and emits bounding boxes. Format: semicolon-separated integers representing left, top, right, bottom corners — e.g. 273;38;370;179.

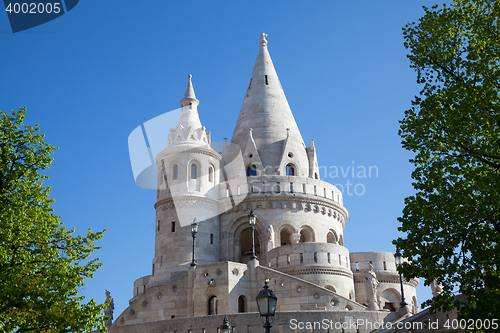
178;74;202;130
165;75;210;149
229;33;308;171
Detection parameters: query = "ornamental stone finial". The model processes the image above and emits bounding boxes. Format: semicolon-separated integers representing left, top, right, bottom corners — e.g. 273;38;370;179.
260;32;268;46
188;74;192;79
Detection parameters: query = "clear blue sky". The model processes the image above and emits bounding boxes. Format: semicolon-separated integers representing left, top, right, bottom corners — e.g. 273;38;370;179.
1;0;443;319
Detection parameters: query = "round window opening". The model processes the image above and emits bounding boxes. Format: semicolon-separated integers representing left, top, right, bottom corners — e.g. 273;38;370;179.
248;153;253;158
288;152;294;158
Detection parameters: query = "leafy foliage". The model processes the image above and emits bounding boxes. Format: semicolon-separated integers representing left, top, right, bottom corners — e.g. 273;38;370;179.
0;108;107;332
395;0;500;322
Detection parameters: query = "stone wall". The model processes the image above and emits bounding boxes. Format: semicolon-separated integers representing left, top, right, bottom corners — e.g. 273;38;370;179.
267;243;354;299
109;311;399;333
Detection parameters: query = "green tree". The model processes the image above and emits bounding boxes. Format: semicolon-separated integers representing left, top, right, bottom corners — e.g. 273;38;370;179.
395;0;500;322
0;108;107;332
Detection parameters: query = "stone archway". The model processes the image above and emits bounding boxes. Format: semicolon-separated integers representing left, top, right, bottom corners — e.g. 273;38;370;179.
225;211;267;263
279;225;295;246
380;288;402;312
239;227;261;263
299;225;315;242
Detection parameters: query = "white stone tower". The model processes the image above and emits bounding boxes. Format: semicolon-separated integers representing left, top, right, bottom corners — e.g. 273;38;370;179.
111;34;420;330
218;33;354;299
152;75;221;282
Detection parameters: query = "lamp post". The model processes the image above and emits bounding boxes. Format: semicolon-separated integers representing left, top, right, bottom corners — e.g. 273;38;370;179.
394;248;408;309
190;217;199;267
256;281;277;333
248;209;257;260
220;315;232;333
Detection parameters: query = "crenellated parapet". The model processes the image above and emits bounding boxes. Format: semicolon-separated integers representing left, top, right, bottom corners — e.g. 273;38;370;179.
218;176;346;219
267;243;354;299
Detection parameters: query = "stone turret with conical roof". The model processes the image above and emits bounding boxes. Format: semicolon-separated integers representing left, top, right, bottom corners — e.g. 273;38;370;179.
218;34;352;300
227;33;313;177
153;75;221;282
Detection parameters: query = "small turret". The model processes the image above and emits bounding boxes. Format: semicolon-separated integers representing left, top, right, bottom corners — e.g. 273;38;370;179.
152;75;221;281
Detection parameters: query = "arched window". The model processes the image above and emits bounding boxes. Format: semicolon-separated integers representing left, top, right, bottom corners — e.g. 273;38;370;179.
208;296;217;315
280;226;294;246
173;165;178;180
286;164;295;176
327;231;337;244
325;285;336;293
315;172;319;179
381;289;401;312
299;227;314;242
247;165;257;176
208;166;214;183
191;164;197;179
339;235;344;246
238;295;246;313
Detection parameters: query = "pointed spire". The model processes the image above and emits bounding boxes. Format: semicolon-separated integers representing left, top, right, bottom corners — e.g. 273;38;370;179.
177;74;202;130
180;74;198;107
229;33;309;171
166;75;207;147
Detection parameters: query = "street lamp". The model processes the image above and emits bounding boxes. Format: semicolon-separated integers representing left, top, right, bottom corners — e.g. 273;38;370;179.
248;209;257;260
256;280;277;333
394;248;408;309
220;315;232;333
190;217;199;267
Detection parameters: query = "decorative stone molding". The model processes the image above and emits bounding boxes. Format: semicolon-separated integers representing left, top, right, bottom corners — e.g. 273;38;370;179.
281;267;353;279
155;197;217;211
157;148;220;160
